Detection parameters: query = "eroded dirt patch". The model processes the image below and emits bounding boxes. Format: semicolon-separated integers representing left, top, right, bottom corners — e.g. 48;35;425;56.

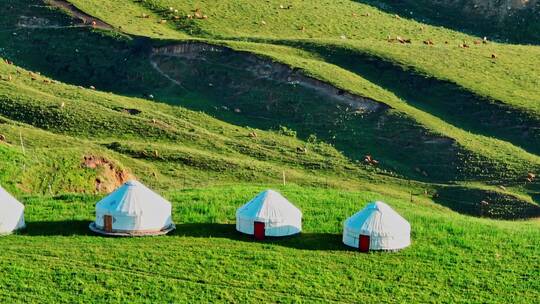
152;43;385;113
82;155;131;193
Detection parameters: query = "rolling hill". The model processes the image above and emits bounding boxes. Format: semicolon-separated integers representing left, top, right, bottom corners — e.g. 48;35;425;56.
0;0;539;302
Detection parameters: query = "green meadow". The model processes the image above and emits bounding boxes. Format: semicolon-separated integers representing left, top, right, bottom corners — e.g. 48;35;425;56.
0;0;538;302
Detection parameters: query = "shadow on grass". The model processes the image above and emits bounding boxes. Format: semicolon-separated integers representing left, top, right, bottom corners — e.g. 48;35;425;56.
173;223;352;251
354;0;539;45
433;186;540;220
20;222;352;251
22;220;93;236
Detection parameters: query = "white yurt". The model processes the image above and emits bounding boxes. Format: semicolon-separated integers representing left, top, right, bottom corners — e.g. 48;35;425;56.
343;201;410;252
89;180;175;236
0;185;25;235
236;190;302;239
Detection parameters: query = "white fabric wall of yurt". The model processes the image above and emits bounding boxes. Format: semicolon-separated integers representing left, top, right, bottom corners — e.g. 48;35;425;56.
0;185;25;235
343;201;410;251
93;180;173;233
236;190;302;237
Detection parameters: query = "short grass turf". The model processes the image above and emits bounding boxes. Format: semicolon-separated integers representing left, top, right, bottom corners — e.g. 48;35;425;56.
1;185;539;303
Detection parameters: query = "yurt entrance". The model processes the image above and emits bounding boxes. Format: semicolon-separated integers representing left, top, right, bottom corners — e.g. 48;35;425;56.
104;215;113;233
359;235;370;252
254;221;265;240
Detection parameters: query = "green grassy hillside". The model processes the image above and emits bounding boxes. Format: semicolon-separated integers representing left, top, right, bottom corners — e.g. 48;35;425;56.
0;0;539;302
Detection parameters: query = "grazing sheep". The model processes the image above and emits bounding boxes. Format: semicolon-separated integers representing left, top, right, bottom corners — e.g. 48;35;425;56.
296;147;307;153
491;53;497;59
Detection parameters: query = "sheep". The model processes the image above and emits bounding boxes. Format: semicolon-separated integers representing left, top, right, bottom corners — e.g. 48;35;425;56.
396;36;411;44
194;8;203;19
363;155;379;166
491;53;497;59
248;131;258;138
0;134;5;141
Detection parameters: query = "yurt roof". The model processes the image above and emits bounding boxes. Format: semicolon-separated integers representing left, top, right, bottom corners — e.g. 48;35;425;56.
236;190;301;220
96;180;171;216
0;185;24;210
344;201;410;237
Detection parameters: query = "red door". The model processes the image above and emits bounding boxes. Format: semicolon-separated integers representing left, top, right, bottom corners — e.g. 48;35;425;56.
104;215;113;232
254;221;265;240
359;235;370;252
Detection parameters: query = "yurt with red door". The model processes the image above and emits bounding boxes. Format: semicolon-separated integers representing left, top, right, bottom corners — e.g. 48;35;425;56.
236;190;302;240
343;201;410;252
89;180;175;236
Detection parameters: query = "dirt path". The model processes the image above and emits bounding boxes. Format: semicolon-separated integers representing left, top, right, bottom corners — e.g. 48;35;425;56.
44;0;113;30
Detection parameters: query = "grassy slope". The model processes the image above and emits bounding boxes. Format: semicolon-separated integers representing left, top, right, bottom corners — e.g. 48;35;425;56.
1;58;391;194
68;0;540;115
1;186;539;303
0;1;538;302
58;0;540;191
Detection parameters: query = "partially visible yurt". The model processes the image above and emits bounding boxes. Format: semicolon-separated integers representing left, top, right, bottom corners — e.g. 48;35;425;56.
0;185;25;235
343;201;410;252
236;190;302;240
89;180;175;236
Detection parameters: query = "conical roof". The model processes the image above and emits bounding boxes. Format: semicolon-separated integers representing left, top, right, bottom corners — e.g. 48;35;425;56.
236;190;301;221
344;201;410;237
0;184;25;234
96;180;171;216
